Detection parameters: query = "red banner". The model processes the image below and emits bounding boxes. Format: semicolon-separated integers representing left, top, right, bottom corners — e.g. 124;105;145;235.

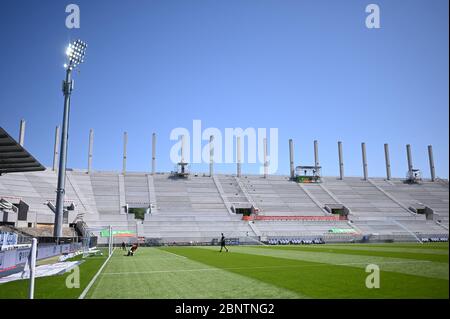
242;215;344;221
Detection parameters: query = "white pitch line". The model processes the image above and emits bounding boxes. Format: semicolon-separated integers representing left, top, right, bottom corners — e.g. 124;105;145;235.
104;268;222;275
101;260;431;276
159;249;187;259
78;249;115;299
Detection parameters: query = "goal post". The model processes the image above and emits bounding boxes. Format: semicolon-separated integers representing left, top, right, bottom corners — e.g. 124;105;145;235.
108;225;113;256
28;238;37;299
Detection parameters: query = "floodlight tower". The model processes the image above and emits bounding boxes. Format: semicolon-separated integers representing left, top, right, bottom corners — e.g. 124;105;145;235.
54;39;87;239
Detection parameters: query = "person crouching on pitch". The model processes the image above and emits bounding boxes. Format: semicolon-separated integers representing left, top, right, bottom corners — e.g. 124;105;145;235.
127;243;138;256
220;233;229;252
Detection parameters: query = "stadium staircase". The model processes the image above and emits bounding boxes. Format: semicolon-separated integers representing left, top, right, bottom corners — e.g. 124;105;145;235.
234;176;258;209
389;219;423;243
212;175;234;214
248;220;262;237
146;175;158;214
435;220;448;231
296;183;331;215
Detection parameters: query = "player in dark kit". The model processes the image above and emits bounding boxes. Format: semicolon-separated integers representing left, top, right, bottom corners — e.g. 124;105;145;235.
219;233;229;252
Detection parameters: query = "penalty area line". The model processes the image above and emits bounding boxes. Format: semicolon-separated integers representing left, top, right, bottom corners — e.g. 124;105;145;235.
78;248;115;299
159;249;187;259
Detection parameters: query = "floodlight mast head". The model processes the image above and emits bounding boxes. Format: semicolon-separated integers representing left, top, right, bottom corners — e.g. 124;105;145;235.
64;39;87;71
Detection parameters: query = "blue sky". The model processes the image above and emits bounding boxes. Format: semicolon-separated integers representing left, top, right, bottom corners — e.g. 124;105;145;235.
0;0;448;178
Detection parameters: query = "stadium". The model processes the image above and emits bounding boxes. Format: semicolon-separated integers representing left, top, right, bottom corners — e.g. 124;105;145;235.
0;0;448;308
0;122;448;299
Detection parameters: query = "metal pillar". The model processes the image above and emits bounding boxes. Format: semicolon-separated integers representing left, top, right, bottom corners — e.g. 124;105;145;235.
151;133;156;175
122;132;128;174
361;142;368;180
181;135;185;163
209;135;214;177
19;119;26;146
237;136;241;177
52;126;60;171
406;144;413;174
87;129;93;173
54;68;73;238
263;137;268;178
28;238;37;299
289;139;295;180
314;140;319;167
384;143;391;180
338;141;344;180
428;145;436;182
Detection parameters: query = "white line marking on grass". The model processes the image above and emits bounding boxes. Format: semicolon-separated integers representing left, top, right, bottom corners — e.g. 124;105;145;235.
78;249;115;299
101;260;431;276
159;249;187;259
104;268;223;275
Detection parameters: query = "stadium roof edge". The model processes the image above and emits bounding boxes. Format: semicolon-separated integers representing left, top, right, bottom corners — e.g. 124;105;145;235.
0;127;45;175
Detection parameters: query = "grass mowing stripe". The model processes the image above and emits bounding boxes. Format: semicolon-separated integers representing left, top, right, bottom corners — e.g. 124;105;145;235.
303;244;449;255
255;245;449;263
101;260;432;276
0;249;108;299
86;247;302;299
201;246;449;280
336;243;449;250
162;247;448;298
79;249;115;299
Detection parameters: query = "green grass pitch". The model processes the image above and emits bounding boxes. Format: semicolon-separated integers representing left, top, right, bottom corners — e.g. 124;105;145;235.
0;243;448;299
